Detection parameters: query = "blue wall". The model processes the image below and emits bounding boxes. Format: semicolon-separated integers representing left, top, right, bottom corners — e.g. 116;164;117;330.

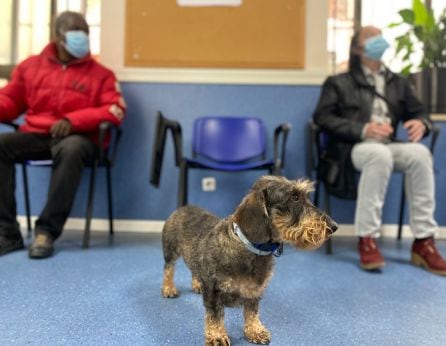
7;82;446;226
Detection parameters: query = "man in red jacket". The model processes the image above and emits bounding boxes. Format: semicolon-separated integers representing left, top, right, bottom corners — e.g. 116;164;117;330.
0;11;126;259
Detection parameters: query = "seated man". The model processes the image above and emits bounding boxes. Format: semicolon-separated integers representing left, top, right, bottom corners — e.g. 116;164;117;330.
313;25;446;275
0;11;126;259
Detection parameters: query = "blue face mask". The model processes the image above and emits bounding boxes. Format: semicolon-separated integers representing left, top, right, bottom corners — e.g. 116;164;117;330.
363;35;390;61
63;30;90;59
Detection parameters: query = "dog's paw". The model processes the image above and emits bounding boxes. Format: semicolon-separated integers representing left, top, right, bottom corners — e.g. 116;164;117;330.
205;335;231;346
191;279;202;294
244;326;271;345
161;286;179;298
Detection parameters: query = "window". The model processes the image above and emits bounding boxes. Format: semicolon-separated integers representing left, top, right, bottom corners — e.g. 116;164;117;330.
327;0;356;73
0;0;101;65
328;0;445;74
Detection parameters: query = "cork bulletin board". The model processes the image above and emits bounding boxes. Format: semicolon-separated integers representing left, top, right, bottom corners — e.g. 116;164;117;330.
125;0;306;68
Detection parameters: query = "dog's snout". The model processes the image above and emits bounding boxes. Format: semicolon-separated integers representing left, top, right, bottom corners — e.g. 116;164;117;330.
324;216;338;233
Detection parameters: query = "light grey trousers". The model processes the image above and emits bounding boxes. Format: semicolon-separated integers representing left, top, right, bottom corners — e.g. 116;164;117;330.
351;141;437;238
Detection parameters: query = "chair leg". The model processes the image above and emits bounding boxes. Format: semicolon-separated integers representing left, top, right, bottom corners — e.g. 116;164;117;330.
22;164;32;237
397;180;406;241
270;166;281;175
106;163;114;235
83;162;98;249
313;181;320;207
178;161;188;207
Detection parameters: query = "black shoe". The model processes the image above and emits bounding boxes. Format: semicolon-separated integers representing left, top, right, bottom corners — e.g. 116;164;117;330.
29;232;54;259
0;236;25;256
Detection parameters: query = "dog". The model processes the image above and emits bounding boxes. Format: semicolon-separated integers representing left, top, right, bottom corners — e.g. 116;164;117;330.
161;175;337;345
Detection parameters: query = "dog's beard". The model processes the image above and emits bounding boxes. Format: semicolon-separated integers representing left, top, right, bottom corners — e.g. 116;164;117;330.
272;212;330;250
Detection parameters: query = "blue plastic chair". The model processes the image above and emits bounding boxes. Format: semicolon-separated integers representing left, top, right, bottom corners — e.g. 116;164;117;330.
150;112;290;207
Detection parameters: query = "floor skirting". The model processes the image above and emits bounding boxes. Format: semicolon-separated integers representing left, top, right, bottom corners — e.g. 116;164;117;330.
17;215;446;239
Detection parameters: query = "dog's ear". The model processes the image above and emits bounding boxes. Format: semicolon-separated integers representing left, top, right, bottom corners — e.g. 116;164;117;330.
260;188;269;217
233;184;272;240
248;177;269;218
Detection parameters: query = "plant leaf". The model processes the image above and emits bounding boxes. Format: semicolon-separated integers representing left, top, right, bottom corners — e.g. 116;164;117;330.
388;22;403;28
401;64;412;76
398;9;414;24
413;0;434;30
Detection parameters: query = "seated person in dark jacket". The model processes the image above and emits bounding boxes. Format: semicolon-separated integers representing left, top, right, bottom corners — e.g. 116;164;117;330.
313;25;446;275
0;12;126;259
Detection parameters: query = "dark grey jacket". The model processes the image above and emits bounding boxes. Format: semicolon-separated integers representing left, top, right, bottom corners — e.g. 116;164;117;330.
312;67;431;199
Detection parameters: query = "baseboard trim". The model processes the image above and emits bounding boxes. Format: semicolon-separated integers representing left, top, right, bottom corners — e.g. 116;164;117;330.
17;216;446;239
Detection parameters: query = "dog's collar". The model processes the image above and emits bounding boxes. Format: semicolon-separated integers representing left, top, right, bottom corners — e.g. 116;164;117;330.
232;222;282;257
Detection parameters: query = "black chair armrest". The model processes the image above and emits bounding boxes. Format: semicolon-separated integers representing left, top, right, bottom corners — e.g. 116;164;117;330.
98;121;122;165
273;122;291;172
163;116;183;166
150;111;184;187
428;124;440;154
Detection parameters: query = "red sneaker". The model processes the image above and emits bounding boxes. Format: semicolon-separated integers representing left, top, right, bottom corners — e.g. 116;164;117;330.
411;237;446;276
358;237;385;270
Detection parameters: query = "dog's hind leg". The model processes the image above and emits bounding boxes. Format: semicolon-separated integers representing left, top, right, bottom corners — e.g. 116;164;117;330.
161;233;181;298
243;299;271;345
162;262;179;298
191;275;202;294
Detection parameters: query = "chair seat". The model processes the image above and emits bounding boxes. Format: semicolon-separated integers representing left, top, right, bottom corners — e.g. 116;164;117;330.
26;160;53;166
185;157;275;171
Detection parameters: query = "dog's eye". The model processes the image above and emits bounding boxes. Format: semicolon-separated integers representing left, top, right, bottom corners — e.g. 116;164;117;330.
291;194;300;202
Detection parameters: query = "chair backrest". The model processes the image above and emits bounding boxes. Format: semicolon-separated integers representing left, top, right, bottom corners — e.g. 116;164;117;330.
193;116;267;163
307;121;327;177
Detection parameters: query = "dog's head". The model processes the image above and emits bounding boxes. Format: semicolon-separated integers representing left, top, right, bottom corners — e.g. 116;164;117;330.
234;175;337;250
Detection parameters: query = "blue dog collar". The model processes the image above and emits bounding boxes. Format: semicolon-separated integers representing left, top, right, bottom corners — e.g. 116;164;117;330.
232;222;282;257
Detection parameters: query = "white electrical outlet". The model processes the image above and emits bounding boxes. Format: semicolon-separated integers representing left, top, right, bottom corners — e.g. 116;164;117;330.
202;177;216;191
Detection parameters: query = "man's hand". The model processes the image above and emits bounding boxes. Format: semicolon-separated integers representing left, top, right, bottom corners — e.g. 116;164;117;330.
50;119;72;138
403;119;425;143
364;121;394;140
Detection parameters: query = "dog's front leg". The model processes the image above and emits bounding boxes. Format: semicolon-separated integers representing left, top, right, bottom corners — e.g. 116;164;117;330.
243;299;271;345
202;288;230;346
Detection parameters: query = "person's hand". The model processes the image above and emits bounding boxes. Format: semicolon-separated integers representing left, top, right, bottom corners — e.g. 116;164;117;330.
50;119;72;138
364;121;394;140
403;119;425;143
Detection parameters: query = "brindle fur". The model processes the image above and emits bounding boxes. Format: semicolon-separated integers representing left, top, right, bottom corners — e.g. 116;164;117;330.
161;175;337;345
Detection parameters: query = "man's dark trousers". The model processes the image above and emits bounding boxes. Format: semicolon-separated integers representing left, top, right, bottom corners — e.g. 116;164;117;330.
0;132;96;240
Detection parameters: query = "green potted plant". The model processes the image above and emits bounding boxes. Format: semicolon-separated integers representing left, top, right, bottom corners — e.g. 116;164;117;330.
389;0;446;113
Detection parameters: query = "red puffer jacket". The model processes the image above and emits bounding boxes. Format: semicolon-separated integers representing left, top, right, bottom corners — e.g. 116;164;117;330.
0;43;126;143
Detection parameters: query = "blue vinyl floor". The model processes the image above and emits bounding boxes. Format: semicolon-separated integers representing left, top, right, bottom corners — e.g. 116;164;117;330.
1;231;446;346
